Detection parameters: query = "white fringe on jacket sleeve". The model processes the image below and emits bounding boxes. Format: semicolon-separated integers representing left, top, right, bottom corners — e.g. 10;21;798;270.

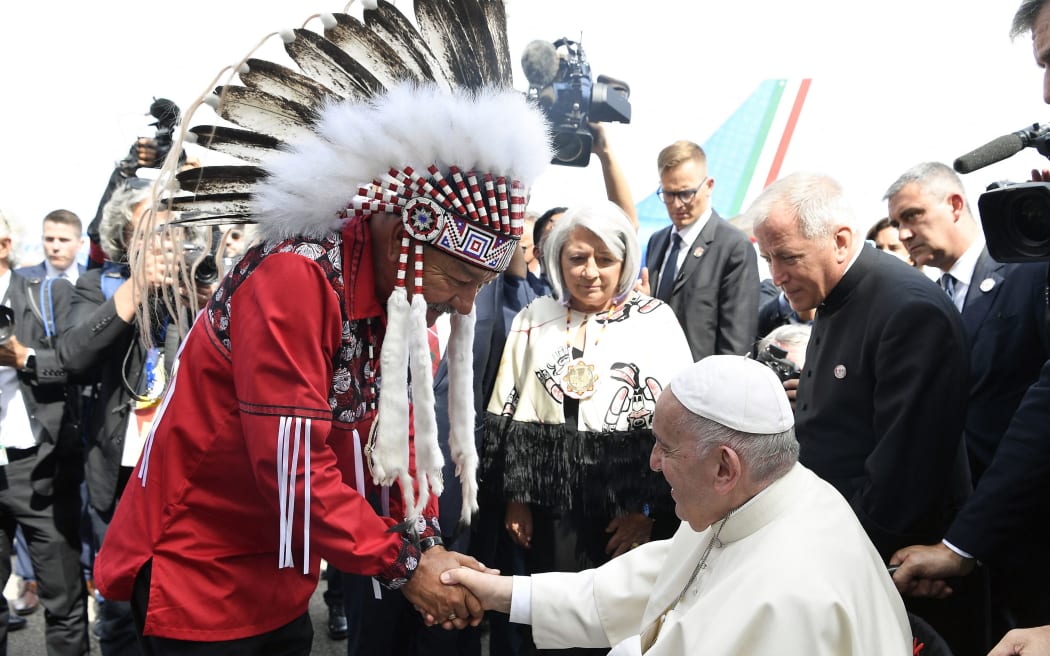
277;416;312;573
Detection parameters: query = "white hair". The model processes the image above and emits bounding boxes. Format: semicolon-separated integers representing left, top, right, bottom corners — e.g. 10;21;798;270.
747;172;860;240
542;201;641;302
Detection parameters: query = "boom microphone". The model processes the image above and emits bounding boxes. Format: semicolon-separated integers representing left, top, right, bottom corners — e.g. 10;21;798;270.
954;123;1050;174
521;40;559;88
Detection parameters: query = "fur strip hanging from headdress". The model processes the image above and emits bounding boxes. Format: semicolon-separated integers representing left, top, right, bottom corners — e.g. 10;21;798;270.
446;306;478;525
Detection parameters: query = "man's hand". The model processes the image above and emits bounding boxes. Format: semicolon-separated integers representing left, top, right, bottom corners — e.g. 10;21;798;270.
0;335;28;369
589;121;610;157
988;626;1050;655
440;566;513;615
604;512;654;558
889;542;975;599
401;546;488;630
505;501;532;549
1031;169;1050;182
134;137;160;169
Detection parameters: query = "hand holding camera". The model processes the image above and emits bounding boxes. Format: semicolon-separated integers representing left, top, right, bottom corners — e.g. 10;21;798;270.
119;97;182;176
756;343;801;383
521;38;631;167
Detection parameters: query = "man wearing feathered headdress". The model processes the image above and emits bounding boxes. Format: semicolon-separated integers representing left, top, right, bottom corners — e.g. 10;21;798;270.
89;2;552;652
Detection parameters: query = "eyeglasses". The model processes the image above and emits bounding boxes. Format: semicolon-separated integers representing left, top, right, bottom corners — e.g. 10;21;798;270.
657;178;708;205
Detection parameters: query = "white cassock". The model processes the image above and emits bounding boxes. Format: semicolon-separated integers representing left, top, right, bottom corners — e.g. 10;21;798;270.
518;463;912;655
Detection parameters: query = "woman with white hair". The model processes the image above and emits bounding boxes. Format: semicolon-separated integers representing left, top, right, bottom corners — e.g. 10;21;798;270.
482;201;691;643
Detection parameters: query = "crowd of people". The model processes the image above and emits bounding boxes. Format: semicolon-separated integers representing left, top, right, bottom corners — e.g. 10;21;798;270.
4;1;1050;655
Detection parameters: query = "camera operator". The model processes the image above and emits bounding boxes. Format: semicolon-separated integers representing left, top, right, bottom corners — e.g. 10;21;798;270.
0;209;88;654
55;181;211;656
889;3;1050;654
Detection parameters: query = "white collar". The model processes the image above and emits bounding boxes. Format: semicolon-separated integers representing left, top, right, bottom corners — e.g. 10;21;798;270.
945;234;985;288
44;261;77;282
672;208;712;246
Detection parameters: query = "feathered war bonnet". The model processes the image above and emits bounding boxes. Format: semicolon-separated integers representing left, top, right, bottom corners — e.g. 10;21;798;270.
169;0;552;527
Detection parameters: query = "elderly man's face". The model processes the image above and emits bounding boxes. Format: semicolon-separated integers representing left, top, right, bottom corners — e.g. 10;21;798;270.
650;391;724;532
754;205;850;313
419;245;497;325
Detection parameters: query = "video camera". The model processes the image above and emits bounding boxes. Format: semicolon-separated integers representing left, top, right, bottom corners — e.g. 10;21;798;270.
976;181;1050;262
755;344;801;383
953;123;1050;262
521;38;631;167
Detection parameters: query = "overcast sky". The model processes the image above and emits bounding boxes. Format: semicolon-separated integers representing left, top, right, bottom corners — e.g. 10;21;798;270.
1;1;1047;262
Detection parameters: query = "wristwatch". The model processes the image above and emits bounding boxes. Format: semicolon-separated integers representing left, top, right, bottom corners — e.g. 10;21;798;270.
20;348;36;374
419;535;444;552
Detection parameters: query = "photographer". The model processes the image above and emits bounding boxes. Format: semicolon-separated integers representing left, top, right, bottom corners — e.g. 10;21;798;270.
0;209;88;655
889;3;1050;654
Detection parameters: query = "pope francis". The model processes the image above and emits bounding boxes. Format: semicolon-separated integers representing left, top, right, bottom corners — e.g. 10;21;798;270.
441;355;912;655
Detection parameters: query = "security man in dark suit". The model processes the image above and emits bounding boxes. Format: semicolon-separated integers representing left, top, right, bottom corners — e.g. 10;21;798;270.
0;211;88;655
645;141;759;361
885;161;1050;637
885;161;1050;483
750;171;986;656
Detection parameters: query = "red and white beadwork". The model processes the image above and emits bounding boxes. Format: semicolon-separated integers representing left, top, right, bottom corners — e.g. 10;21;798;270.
344;164;526;278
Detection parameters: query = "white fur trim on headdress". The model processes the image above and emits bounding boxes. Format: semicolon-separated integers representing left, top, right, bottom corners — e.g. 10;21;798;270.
253;83;551;242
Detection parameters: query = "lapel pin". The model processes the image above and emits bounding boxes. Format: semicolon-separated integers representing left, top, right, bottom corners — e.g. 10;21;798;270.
693;246;705;258
979;278;995;293
833;364;847;379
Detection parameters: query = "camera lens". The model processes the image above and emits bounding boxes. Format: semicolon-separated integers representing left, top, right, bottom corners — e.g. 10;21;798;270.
552;132;586;164
1011;191;1050;253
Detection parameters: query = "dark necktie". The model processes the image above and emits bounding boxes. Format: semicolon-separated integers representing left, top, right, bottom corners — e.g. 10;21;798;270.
656;233;682;301
939;272;956;300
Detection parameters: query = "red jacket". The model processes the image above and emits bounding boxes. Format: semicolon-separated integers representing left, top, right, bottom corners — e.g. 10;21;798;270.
95;218;439;641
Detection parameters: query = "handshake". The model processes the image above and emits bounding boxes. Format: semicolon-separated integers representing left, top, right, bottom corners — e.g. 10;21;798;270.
402;546;513;629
